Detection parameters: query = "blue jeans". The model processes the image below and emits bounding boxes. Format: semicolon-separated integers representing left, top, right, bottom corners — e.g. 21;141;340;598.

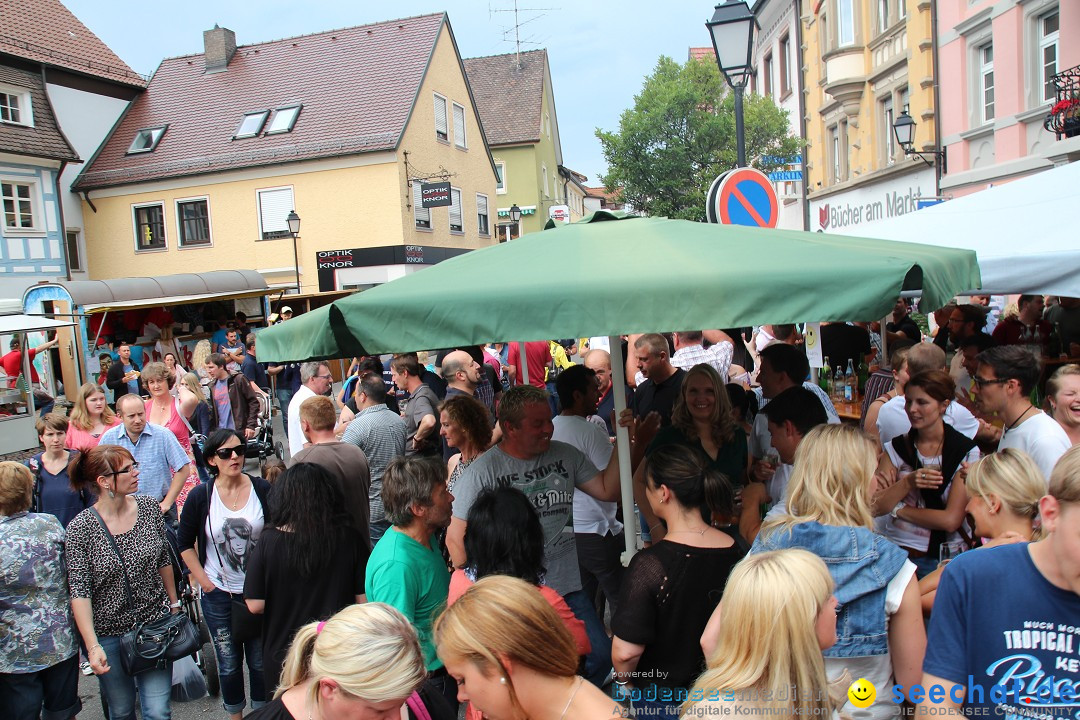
276;389;295;438
201;588;267;714
96;635;172;720
0;655;82;720
562;589;612;688
370;518;392;547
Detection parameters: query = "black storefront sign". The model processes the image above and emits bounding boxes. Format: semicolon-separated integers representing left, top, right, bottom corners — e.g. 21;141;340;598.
316;245;471;292
421;182;452;208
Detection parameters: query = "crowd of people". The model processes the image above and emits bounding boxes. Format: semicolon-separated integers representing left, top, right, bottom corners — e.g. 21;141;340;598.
2;295;1080;720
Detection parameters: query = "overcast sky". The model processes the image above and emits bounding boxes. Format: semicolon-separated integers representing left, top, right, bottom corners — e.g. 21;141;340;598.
63;0;722;184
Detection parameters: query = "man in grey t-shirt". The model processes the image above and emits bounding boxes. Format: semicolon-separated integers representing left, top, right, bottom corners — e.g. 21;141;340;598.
391;354;441;457
446;385;622;687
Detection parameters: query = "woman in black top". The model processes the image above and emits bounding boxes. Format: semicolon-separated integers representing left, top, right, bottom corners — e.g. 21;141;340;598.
244;463;368;694
65;444;179;720
612;444;745;720
177;429;272;719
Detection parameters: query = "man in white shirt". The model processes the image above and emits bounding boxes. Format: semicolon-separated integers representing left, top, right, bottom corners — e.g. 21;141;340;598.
972;345;1071;481
287;361;333;458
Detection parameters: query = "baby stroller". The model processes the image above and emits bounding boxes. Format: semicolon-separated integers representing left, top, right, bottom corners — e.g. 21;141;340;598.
164;524;219;697
245;389;282;462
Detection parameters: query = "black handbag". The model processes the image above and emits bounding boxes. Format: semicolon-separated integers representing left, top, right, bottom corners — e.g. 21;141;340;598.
89;508;200;675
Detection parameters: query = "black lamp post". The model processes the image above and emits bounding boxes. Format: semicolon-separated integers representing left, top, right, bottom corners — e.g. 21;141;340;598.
508;203;522;241
707;0;757;167
286;210;301;294
892;108;947;172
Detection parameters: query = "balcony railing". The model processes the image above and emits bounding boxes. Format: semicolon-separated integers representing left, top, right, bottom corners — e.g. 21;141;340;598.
1044;64;1080;139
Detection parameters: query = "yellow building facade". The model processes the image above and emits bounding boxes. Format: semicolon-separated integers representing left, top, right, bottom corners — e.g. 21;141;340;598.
77;16;497;293
803;0;941;233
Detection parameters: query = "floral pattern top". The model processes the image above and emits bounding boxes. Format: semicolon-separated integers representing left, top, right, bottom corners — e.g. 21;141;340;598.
0;511;78;673
66;496;171;637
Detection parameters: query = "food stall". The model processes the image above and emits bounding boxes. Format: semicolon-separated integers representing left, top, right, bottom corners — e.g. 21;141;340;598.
23;270;274;401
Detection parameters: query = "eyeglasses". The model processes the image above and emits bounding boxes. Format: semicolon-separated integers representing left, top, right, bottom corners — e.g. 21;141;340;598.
108;461;139;476
972;376;1009;388
213;445;247;459
316;374;333;381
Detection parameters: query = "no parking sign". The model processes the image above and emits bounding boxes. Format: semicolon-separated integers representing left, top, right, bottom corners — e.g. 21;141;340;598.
705;167;779;228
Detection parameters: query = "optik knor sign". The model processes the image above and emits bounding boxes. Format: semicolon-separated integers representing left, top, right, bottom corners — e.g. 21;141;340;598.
421;182;452;208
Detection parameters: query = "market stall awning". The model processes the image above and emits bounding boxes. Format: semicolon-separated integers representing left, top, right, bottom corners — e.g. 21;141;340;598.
255;303;367;363
26;270;272;313
852;160;1080;296
256;211;980;360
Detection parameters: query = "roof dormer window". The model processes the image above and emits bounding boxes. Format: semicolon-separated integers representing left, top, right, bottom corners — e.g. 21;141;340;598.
127;126;167;154
0;85;33;127
266;105;301;134
235;111;269;139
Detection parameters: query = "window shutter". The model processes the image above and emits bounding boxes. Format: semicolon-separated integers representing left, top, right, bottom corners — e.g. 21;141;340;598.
453;103;466;148
476;194;488;216
413;182;430;227
258;187;294;238
434;96;448;139
449;188;463;231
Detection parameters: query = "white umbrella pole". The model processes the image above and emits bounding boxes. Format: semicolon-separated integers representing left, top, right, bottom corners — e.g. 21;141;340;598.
608;335;637;565
519;341;529;385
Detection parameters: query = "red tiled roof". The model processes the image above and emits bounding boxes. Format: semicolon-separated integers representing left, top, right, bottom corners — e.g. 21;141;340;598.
0;65;79;161
0;0;146;87
584;186;620;202
75;14;447;191
688;47;716;62
463;50;546;146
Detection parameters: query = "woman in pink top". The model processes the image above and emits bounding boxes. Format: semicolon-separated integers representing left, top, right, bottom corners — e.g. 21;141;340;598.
65;383;121;451
143;362;201;512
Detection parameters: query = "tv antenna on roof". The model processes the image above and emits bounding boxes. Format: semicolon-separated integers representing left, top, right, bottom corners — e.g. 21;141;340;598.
489;0;553;67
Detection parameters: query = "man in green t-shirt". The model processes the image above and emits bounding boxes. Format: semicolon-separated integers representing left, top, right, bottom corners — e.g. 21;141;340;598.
364;454;454;707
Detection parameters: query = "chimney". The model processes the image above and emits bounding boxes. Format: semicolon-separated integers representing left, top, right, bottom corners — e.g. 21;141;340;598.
203;25;236;72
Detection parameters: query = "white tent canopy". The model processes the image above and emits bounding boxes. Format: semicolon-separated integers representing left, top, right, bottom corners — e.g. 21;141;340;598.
849;161;1080;297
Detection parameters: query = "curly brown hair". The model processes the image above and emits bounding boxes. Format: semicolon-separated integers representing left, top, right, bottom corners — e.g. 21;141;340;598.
439;394;493;451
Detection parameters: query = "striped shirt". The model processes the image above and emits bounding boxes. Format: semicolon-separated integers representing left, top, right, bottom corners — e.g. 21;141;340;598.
341;404;406;523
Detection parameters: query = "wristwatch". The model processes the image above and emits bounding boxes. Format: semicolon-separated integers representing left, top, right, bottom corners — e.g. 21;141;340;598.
169;600;182;609
890;501;905;519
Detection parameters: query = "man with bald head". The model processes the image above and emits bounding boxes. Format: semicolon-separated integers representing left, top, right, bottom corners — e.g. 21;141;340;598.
583;349;631;436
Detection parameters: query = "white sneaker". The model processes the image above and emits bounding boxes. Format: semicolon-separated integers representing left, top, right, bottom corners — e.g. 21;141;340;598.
80;661;93;676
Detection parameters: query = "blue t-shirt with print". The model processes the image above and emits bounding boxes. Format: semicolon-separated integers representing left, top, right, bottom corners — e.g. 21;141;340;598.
923;542;1080;720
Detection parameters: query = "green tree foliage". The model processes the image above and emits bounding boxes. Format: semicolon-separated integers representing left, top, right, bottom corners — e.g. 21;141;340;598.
596;56;802;221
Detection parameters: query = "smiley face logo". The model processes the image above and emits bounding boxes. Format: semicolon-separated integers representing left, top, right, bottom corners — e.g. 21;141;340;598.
847;678;876;709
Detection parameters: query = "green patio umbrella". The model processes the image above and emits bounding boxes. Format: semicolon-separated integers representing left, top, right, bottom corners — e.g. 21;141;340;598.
326;211;980;355
255;302;366;363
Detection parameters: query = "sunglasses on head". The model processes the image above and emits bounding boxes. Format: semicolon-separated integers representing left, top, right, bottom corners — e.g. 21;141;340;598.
213;445;247;459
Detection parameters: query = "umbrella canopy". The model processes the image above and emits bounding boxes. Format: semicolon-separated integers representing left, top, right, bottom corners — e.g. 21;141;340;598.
273;212;978;357
255;302;367;363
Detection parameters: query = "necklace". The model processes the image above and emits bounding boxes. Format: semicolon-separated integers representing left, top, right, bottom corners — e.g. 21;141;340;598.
668;526;709;536
1005;405;1035;432
219;481;246;511
559;676;584;720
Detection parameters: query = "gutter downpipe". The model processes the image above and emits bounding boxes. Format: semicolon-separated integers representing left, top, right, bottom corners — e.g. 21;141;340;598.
931;0;943;197
795;0;810;231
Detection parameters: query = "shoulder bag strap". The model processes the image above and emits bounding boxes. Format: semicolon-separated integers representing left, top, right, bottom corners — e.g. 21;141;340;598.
88;506;136;610
175;396;196;435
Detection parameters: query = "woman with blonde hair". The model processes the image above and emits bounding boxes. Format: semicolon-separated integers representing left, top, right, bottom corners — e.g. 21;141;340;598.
689;549;837;719
65;383;121;451
918;449;1045;613
191;339;212;388
1047;363;1080;445
435;575;621;720
245;603;428;720
753;424;925;720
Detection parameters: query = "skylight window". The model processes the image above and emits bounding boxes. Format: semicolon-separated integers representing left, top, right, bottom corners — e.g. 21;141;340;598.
266;105;301;134
235;111;269;139
127;126;167;154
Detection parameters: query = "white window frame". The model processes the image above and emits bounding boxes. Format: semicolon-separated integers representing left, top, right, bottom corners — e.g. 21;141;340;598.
434;93;449;143
412;181;431;230
1038;11;1059;104
131;201;168;253
495;162;507;194
877;0;890;33
542;164;549;198
476;193;490;236
0;84;33;127
837;0;855;47
979;43;995;124
0;178;43;234
65;229;82;272
255;186;295;241
127;125;167;154
234;111;268;139
266;105;302;135
779;35;790;97
449;187;463;233
452;102;467;150
882;95;895;165
175;196;213;249
898;0;907;20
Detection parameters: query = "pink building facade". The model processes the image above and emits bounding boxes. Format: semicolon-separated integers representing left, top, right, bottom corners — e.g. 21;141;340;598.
938;0;1080;197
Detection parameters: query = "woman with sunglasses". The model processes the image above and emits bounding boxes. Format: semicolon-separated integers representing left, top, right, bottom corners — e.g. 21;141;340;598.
65;444;179;720
178;429;271;719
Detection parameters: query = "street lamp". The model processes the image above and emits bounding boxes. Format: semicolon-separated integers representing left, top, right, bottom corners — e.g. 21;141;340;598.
707;0;757;167
507;203;522;242
892;109;947;172
286;210;301;294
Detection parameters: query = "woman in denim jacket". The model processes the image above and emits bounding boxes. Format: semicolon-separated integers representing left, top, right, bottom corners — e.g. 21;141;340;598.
752;424;925;720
